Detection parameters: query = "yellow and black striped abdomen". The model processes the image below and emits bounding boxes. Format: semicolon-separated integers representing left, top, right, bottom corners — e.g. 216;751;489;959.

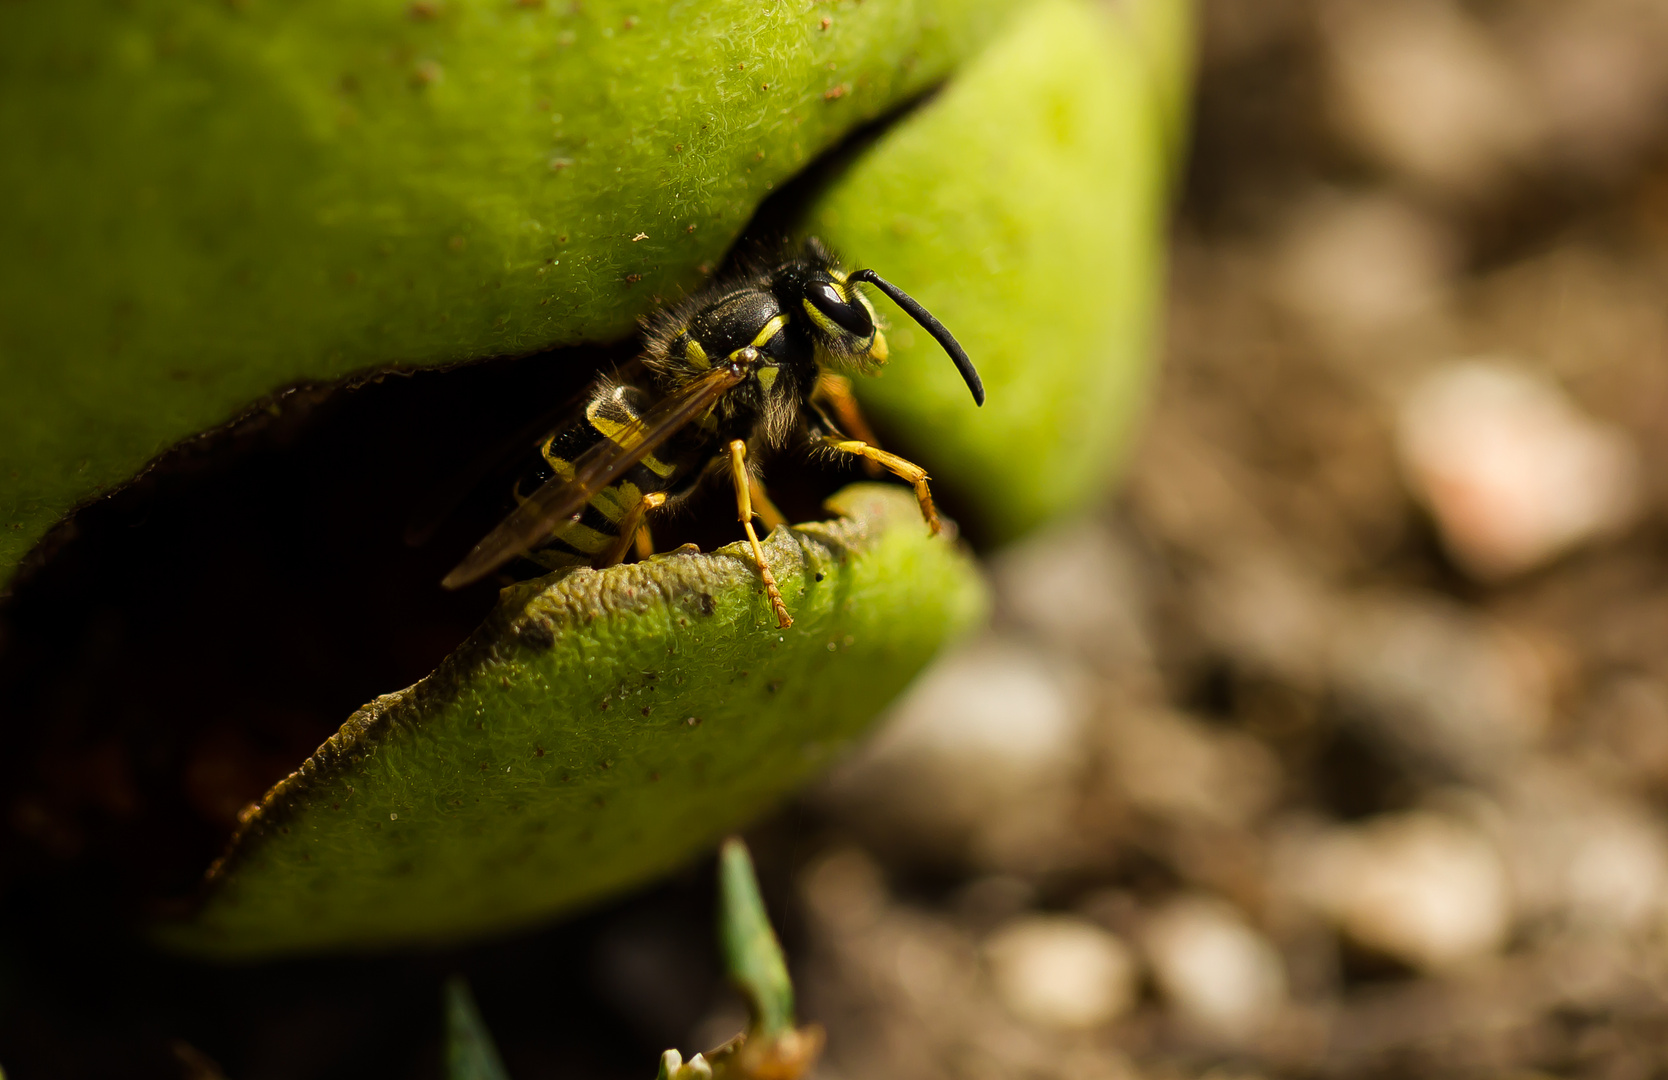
519;385;700;570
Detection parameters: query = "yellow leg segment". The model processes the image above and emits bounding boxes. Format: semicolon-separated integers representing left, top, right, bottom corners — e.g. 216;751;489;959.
747;474;788;530
729;439;792;628
597;491;667;568
825;438;943;535
814;373;885;476
633;520;656;561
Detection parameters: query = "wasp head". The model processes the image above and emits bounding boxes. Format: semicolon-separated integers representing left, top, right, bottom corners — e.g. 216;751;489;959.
800;269;888;367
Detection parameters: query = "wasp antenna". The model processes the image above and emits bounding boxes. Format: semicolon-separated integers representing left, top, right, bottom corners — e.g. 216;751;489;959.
849;269;984;406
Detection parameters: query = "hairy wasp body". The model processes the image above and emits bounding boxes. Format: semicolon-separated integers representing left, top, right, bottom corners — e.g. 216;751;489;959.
443;238;983;628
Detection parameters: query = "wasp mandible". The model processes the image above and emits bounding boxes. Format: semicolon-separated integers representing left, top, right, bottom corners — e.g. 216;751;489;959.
442;238;984;629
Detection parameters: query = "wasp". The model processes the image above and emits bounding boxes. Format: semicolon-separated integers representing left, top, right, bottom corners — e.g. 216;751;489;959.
442;238;984;629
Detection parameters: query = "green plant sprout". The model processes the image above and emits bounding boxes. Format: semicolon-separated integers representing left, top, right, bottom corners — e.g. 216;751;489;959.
667;837;823;1080
444;977;512;1080
444;837;820;1080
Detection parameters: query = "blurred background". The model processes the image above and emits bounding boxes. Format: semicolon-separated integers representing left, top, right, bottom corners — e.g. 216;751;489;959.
775;0;1668;1076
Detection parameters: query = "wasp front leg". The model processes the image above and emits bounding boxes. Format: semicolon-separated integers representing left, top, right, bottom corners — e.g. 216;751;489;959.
597;491;668;568
814;373;885;449
728;439;793;628
823;438;942;535
633;520;657;561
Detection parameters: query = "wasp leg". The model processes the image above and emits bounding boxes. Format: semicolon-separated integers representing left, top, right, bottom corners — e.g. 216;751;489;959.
824;438;942;535
597;491;668;568
747;474;788;530
814;373;885;477
729;439;793;628
633;520;656;561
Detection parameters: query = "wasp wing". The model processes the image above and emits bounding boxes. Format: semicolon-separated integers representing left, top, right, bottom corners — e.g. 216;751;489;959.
404;359;648;549
441;365;746;588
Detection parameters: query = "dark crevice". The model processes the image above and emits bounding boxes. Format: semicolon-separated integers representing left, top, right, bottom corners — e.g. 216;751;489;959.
0;345;619;915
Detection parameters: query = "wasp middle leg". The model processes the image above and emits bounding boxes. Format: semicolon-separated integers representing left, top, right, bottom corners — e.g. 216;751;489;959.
729;439;793;629
598;491;668;568
824;438;942;535
747;473;788;531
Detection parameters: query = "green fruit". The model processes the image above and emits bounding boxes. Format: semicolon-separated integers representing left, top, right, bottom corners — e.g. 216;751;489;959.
2;0;1191;956
158;486;986;958
813;0;1177;540
0;0;1029;581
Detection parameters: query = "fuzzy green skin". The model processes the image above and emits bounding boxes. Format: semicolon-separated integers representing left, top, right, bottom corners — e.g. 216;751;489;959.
0;0;1026;582
812;0;1176;541
156;486;986;958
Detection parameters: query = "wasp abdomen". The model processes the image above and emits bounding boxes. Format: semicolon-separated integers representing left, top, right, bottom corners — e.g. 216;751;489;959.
519;386;704;569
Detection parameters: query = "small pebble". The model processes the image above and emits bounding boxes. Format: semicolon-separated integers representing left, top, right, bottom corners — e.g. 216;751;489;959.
1143;896;1287;1041
1273;192;1455;343
1322;0;1542;194
984;915;1138;1031
1397;360;1641;581
819;638;1089;868
1494;765;1668;935
1288;810;1510;971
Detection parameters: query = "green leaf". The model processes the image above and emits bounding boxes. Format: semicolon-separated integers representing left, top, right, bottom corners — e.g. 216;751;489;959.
811;0;1177;541
444;976;512;1080
716;838;794;1038
0;0;1029;583
153;485;986;958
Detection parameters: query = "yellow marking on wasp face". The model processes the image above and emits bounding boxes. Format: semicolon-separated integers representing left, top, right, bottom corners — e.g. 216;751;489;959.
828;267;849;285
756;365;779;393
801;297;840;336
553;518;613;555
586;400;675;476
749;314;787;348
683;336;710;369
868;329;889;362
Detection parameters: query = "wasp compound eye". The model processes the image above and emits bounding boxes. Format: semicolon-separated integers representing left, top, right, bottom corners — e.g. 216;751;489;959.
807;280;875;338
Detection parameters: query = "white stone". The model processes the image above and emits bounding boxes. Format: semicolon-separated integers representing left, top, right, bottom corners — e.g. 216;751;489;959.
1273;193;1455;343
984;916;1139;1031
988;519;1153;672
1397;359;1641;581
1143;896;1287;1041
1322;0;1543;194
818;637;1091;870
1493;764;1668;936
1287;811;1511;971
